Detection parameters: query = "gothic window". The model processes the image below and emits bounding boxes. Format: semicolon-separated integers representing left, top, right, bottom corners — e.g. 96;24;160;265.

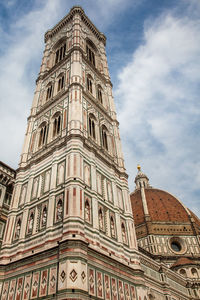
38;123;48;147
117;187;124;210
55;194;63;222
55;43;66;64
110;215;115;238
88;114;96;140
98;207;104;231
53;113;61;138
107;181;113;202
14;218;21;240
46;83;53;101
101;125;108;150
41;206;47;228
57;75;64;92
121;221;127;244
87;75;93;94
97;85;103;103
4;183;13;206
86;40;96;67
27;212;34;235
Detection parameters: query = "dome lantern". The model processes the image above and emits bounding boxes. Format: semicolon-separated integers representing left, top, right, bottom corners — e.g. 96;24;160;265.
135;165;150;189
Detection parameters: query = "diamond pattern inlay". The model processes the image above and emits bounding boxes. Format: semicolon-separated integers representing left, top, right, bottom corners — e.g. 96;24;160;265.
70;269;77;282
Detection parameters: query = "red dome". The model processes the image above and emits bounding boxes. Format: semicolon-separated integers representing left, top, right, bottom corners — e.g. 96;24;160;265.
131;188;191;226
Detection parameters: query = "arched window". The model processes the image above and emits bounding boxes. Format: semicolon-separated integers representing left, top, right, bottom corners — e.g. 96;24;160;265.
55;43;66;64
88;114;96;140
99;208;104;230
87;75;93;94
101;125;108;150
191;268;198;278
86;40;96;67
180;269;186;277
38;123;48;147
97;85;103;103
57;75;64;92
53;114;61;138
46;83;53;101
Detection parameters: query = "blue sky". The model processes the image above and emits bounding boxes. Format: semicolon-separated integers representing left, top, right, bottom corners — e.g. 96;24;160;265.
0;0;200;217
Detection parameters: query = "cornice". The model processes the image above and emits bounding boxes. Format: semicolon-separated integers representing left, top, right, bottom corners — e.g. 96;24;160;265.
44;6;106;45
17;134;128;180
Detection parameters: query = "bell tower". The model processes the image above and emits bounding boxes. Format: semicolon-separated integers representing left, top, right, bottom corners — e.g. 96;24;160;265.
0;7;145;299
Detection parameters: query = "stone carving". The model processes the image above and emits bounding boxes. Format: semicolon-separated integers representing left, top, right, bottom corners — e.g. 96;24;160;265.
15;218;21;239
56;199;63;221
89;269;95;295
121;222;127;244
97;272;103;298
85;198;91;223
41;206;47;227
110;215;115;238
60;270;66;282
28;212;34;234
70;269;77;282
81;271;86;282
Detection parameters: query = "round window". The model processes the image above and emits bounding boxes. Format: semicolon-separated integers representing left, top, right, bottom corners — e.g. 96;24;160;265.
171;241;182;252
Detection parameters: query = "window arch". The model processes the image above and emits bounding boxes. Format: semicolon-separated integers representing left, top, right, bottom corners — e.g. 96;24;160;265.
88;114;96;140
38;122;48;147
55;43;66;65
46;83;53;101
87;75;93;94
97;85;103;103
180;269;186;277
53;113;61;138
191;268;198;278
86;39;96;67
101;125;108;150
57;74;64;92
98;207;104;231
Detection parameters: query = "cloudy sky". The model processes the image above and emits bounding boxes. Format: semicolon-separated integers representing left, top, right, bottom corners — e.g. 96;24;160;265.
0;0;200;216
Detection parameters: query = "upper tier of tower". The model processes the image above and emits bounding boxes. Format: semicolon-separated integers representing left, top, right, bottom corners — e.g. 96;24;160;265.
38;6;110;84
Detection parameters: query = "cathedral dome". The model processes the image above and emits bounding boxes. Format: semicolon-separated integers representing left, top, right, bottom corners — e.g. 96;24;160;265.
131;187;191;226
130;167;200;242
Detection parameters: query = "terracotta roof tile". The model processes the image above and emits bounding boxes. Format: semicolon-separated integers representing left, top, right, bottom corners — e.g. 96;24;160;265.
131;188;190;225
171;257;197;268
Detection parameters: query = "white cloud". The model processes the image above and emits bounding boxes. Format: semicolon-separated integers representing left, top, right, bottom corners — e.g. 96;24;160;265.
115;10;200;216
0;0;63;168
